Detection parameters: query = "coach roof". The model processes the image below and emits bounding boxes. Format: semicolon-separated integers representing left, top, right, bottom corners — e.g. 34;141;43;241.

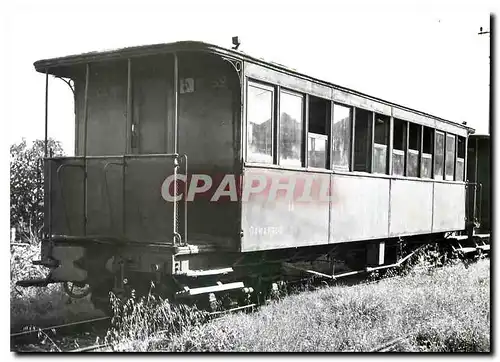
33;40;474;134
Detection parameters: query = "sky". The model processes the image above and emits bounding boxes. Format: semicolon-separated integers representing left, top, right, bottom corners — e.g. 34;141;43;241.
2;0;494;154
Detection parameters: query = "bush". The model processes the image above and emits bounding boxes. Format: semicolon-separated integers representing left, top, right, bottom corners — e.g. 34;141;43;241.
10;233;99;332
10;138;64;237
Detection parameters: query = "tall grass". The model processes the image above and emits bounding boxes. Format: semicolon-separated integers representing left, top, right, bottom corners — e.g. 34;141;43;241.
104;292;208;352
153;259;490;352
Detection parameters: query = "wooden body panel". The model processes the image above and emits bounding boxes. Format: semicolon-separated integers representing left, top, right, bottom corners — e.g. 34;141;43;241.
389;179;433;236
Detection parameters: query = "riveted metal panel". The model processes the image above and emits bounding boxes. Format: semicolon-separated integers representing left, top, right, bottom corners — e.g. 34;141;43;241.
241;167;330;252
330;174;390;242
389;179;433;236
432;182;466;232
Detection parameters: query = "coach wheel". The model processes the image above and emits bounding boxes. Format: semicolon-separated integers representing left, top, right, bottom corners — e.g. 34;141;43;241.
63;281;91;299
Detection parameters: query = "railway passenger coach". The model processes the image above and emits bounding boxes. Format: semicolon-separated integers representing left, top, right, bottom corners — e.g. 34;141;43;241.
20;41;480;310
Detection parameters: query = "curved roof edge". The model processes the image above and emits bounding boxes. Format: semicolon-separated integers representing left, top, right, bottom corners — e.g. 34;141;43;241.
34;40;475;134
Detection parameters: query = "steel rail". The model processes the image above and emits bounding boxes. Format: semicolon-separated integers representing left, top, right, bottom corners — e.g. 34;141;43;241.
10;316;110;338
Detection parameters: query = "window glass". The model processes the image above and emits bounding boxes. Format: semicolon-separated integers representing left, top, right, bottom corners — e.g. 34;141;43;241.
353;109;372;172
434;131;445;180
279;91;303;167
445;134;456;180
332;104;351;171
421;126;433;179
247;83;273;163
308;134;328;168
373;114;389;174
408;150;419;177
308;96;330;169
392;118;406;176
456;136;465;181
407;123;421;177
421;153;432;179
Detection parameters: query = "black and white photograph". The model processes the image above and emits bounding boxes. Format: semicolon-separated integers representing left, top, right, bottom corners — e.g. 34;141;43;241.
4;0;494;353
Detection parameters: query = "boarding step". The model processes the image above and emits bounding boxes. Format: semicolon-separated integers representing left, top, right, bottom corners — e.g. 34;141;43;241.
177;267;234;278
175;281;245;298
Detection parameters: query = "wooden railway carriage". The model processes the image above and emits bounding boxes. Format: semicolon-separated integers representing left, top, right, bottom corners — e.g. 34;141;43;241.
21;41;476;309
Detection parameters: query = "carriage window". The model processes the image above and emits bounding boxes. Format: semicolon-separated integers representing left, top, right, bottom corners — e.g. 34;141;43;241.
247;83;274;163
392;118;406;176
354;109;373;172
421;126;433;178
407;123;421;177
279;90;304;167
332;103;352;171
373;113;389;174
445;134;456;180
308;96;330;169
434;131;445;180
456;136;465;181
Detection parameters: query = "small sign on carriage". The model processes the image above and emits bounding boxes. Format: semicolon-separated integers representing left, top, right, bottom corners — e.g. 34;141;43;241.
180;77;195;93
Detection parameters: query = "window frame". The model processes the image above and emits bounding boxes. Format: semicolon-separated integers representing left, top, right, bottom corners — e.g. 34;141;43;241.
444;133;457;181
372;113;390;175
306;95;332;170
245;80;276;165
406;122;421;178
331;102;353;172
455;135;466;182
352;107;374;173
244;78;467;184
433;130;445;180
278;87;306;167
391;117;407;176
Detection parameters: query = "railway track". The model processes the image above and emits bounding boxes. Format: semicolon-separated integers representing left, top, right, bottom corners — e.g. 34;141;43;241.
11;316;111;352
12;247;488;352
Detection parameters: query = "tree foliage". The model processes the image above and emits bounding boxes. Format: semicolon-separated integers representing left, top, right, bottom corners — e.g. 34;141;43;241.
10;138;64;236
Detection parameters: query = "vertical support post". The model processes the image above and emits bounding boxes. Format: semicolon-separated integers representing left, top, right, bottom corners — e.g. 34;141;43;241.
173;53;179;154
405;121;410;176
82;63;90;236
432;129;437;179
419;125;424;177
330;101;334;170
443;132;448;180
43;68;51;240
275;85;281;165
126;58;132;154
123;60;132;238
350;107;356;171
173;53;179;244
454;135;458;181
122;155;126;238
44;69;49;158
464;134;469;182
370;112;375;173
304;94;309;168
388;114;394;175
474;137;479;224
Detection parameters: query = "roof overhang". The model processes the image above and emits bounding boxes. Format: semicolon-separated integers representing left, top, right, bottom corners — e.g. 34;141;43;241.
34;40;475;134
